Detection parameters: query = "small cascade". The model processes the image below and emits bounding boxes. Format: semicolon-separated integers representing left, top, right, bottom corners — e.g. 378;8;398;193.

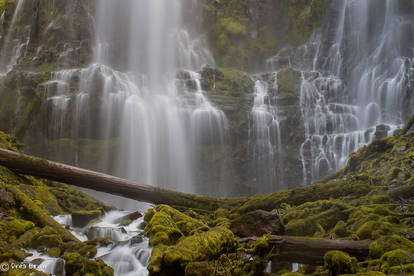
249;76;282;193
23;210;151;276
299;72;377;184
24;250;65;275
187;71;229;195
49;210;152;276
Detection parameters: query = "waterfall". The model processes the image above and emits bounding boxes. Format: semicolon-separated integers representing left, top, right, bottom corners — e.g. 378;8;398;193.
267;0;414;185
37;0;227;199
249;77;283;193
0;0;27;75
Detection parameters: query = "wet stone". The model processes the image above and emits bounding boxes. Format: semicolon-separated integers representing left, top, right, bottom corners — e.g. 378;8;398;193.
72;210;102;228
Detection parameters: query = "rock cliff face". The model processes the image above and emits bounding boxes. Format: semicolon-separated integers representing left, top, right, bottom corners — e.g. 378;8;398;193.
199;0;327;71
0;0;322;194
0;0;99;169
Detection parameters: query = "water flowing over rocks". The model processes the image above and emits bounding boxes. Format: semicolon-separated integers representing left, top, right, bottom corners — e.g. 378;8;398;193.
0;0;414;273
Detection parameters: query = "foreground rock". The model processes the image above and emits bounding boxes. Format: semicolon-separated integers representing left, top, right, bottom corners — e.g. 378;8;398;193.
230;209;284;237
0;132;114;275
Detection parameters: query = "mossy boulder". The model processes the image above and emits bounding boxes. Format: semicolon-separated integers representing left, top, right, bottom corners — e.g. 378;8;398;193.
63;252;113;276
388;263;414;274
379;249;414;273
369;235;414;258
356;221;394;240
324;250;357;276
230;209;284;237
0;217;35;244
149;226;237;274
144;204;207;246
30;226;63;249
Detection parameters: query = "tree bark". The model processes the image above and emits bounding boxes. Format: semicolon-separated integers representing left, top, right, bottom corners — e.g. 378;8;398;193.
0;148;241;210
239;236;370;265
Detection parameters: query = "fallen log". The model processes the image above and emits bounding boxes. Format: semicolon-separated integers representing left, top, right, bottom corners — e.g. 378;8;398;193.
239;236;370;265
0;148;241;211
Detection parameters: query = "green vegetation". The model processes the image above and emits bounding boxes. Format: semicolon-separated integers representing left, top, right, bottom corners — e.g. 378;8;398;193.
200;0;327;70
0;131;114;275
143;128;414;275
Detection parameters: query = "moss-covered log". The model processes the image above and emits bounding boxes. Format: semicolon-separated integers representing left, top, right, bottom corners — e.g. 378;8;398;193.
242;236;370;265
0;147;242;210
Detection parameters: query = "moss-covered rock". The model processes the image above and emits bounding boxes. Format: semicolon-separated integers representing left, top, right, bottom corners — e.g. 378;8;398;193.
162;226;236;271
63;252;113;276
369;235;414;259
230;209;284;237
379;249;414;273
324;250;357;276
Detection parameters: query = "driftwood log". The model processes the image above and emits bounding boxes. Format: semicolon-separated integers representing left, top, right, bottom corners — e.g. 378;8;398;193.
239;236;370;265
0;147;238;210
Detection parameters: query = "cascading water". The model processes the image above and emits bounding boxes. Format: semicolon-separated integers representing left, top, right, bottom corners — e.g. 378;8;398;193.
266;0;414;185
0;0;27;75
249;77;283;193
37;0;228;199
25;210;152;276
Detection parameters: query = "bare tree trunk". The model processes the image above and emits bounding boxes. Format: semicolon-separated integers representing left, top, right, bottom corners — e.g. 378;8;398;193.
240;236;370;265
0;148;240;210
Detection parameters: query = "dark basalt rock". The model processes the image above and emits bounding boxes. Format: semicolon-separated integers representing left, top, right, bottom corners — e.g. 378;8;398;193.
72;209;102;228
113;211;142;225
230;209;284;237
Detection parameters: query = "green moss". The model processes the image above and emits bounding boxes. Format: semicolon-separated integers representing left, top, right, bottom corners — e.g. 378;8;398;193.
63;252;113;276
331;220;349;238
144;208;156;223
379;249;414;273
388;263;414;274
0;131;23;151
156;205;205;235
30;226;63;249
284;200;350;236
185;261;215;276
356;221;393;240
324;250;357;276
46;247;61;257
247;234;270;256
161;226;236;273
0;217;35;243
144;210;183;246
200;0;327;70
369;235;414;259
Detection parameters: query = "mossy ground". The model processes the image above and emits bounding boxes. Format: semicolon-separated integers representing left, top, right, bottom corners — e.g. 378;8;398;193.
144;129;414;275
